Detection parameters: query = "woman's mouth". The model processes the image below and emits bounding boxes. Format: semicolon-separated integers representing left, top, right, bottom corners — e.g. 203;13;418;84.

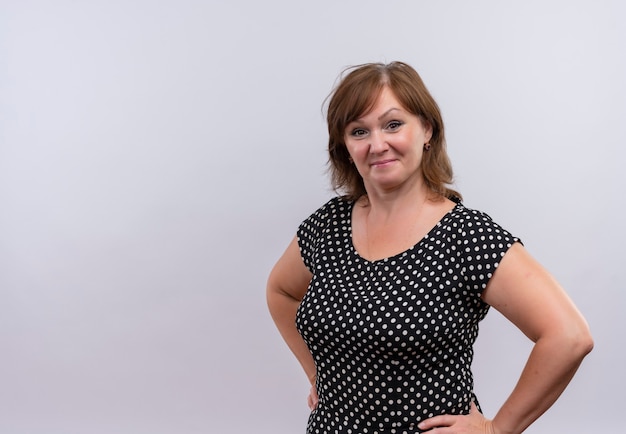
370;159;396;168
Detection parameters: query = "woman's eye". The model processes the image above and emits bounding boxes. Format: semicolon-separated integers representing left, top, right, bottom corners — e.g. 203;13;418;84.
386;121;403;131
350;128;368;137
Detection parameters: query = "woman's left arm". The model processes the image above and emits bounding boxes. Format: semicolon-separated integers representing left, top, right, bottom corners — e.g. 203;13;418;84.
482;242;594;433
419;243;594;434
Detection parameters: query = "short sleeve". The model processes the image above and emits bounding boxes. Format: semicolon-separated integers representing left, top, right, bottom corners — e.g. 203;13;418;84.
460;209;521;294
297;198;336;273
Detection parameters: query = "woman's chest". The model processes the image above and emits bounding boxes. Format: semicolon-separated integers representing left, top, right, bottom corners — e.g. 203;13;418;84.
296;257;488;355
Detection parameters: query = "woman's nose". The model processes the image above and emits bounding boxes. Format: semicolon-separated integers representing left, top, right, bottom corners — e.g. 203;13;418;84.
368;131;389;154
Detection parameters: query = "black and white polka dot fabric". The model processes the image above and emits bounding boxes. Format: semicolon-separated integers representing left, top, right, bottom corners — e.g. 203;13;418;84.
296;197;520;433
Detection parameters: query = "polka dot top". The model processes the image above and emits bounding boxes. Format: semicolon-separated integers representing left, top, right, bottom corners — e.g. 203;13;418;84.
295;196;520;433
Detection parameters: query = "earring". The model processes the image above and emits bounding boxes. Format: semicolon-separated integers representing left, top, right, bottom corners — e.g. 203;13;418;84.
424;143;431;151
348;156;354;163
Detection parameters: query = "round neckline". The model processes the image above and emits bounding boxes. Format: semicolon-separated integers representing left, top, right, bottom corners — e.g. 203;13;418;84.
347;199;461;265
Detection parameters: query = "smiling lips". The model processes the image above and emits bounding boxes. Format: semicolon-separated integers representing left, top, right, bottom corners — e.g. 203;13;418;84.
370;159;397;168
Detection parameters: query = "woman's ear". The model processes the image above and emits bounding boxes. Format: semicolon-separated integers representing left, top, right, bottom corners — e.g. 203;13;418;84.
422;119;433;143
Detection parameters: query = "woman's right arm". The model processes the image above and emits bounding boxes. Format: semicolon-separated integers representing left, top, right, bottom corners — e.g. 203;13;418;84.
266;235;316;387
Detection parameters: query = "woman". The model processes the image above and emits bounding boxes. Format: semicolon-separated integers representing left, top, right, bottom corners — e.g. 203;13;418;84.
266;61;593;433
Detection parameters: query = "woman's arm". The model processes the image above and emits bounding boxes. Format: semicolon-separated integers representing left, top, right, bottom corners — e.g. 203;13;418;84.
266;236;316;386
418;243;593;433
481;243;594;433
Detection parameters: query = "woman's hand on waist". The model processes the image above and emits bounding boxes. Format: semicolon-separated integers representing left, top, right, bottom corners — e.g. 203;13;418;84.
417;402;496;433
307;384;319;411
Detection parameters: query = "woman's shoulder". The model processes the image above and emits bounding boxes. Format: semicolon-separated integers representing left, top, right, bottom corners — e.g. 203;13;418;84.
297;196;352;260
304;195;352;221
446;201;521;244
448;200;497;224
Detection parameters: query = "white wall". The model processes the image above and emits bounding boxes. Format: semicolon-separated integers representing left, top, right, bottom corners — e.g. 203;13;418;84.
1;1;623;433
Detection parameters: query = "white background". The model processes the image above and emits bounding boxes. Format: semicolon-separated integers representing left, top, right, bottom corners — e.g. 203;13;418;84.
1;1;624;433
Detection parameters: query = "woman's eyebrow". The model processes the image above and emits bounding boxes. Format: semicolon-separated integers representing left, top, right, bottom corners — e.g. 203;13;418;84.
350;108;402;125
377;108;401;120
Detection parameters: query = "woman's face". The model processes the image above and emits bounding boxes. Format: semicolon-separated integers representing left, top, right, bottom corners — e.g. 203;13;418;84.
343;86;432;195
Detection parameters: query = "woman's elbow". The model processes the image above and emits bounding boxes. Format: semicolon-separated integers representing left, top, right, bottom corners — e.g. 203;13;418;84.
569;321;594;359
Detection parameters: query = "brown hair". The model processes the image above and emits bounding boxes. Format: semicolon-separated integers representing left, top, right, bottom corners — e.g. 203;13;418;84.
326;61;461;201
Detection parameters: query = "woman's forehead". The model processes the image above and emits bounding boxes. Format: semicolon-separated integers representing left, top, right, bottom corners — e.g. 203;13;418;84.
350;87;407;121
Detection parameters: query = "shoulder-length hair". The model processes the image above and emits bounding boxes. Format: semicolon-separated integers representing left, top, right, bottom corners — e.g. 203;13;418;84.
326;61;461;201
